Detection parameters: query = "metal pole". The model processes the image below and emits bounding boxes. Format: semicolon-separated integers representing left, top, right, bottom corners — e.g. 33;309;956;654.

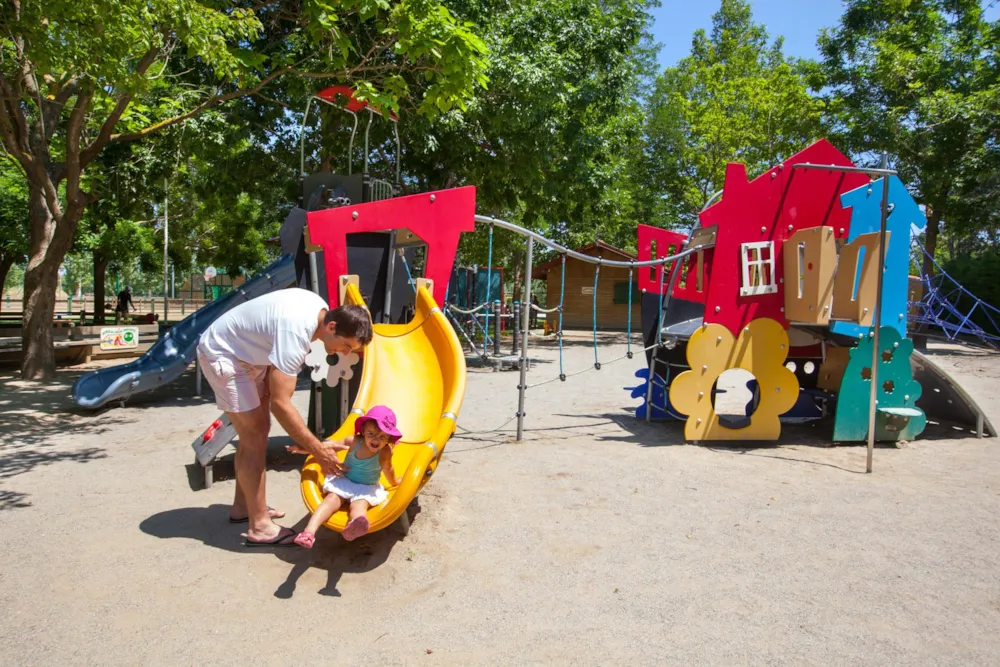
866;152;892;473
384;232;397;323
339;378;349;426
516;237;534;441
309;251;323;437
163;178;169;324
493;300;501;356
195;357;202;396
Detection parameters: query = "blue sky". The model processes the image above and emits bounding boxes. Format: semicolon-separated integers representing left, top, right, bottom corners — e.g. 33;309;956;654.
649;0;1000;68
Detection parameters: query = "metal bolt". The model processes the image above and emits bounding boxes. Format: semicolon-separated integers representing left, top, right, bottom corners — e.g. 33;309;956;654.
702;365;708;372
809;305;814;311
839;228;844;234
898;313;904;320
430;194;436;202
904;395;910;401
787;225;793;231
771;172;777;179
761;226;766;233
696;418;702;425
717;336;722;343
780;307;785;312
699;392;704;398
775;387;780;392
352;211;358;219
893;342;899;348
780;344;786;349
744;327;750;333
714;306;720;313
823;305;829;311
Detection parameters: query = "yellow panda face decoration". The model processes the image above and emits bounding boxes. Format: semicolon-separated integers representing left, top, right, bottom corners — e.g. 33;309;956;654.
669;318;799;441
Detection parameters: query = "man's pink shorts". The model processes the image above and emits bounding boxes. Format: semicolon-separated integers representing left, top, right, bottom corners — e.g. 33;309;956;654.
198;350;270;413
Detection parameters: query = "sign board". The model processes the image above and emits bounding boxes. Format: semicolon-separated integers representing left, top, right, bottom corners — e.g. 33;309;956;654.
204;266;217;280
100;327;139;351
581;286;595;295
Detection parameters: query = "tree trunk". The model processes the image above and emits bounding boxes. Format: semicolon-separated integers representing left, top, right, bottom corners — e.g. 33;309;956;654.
0;253;15;315
21;185;79;380
923;208;941;278
93;248;108;324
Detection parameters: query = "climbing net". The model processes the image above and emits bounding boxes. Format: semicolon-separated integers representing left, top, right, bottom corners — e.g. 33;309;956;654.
909;236;1000;349
431;215;713;439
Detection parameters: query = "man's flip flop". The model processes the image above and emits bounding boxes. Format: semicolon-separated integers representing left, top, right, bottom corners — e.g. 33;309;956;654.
229;506;285;523
342;516;370;542
244;528;298;547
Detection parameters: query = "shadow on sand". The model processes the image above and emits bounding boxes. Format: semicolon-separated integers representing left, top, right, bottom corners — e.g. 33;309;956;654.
140;501;420;599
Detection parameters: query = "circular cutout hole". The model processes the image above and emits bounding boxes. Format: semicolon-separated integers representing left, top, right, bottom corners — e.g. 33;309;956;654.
785;361;797;372
712;368;758;429
803;361;816;374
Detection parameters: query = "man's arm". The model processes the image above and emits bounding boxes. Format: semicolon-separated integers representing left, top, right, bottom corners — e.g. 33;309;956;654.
268;368;345;475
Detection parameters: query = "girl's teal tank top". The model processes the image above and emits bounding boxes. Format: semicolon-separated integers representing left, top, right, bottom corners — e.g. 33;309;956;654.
345;445;382;485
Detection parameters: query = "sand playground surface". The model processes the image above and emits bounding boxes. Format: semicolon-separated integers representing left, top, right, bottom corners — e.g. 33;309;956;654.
1;332;999;666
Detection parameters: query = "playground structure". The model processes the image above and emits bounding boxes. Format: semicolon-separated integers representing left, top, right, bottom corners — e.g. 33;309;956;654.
68;86;1000;538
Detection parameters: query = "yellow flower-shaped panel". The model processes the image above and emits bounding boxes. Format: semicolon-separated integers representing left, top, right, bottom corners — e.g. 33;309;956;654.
669;318;799;441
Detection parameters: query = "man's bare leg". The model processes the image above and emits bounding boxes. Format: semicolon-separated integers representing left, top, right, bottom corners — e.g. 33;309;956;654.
228;403;288;543
229;395;286;521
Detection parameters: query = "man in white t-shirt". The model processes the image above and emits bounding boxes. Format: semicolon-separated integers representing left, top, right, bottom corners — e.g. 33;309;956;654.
197;287;373;546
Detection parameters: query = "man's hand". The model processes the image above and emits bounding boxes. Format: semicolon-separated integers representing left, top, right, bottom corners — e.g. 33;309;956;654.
285;443;348;476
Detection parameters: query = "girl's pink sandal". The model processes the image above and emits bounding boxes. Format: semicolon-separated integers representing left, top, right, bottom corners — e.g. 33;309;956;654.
294;531;316;549
342;516;370;541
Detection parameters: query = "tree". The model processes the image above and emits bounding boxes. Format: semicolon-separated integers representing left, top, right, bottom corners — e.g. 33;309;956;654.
399;0;659;294
0;160;28;308
817;0;1000;277
0;0;487;378
646;0;824;227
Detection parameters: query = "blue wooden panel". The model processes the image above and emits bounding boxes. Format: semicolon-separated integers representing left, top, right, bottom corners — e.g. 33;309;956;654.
831;176;926;339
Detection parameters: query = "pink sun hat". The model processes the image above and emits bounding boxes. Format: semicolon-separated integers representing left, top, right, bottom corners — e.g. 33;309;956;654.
354;405;402;442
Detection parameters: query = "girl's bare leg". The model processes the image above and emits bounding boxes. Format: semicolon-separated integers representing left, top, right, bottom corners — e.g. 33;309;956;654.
304;493;345;535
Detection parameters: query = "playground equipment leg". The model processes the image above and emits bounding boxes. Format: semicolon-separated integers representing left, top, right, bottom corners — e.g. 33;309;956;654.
397;505;411;536
493;300;502;356
204;462;214;489
195;357;202;396
512;301;520;355
978;411;984;439
516;238;533;441
866;154;892;474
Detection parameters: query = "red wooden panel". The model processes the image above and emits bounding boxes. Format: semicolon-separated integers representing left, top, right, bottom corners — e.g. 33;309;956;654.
307;186;477;308
699;139;868;335
636;224;713;303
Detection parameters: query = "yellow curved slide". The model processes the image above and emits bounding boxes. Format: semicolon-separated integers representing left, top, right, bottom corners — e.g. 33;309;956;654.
299;281;466;535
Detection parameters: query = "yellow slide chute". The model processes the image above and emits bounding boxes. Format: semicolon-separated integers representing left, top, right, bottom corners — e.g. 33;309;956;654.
299;281;466;535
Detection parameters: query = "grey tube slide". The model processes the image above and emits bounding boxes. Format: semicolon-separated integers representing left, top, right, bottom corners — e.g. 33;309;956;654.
72;254;297;409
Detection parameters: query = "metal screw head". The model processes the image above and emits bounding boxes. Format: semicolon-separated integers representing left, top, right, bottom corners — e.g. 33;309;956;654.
352;211;358;219
696;418;702;424
893;342;899;348
761;226;766;233
787;225;793;231
744;327;750;333
775;387;780;392
780;307;785;312
840;228;845;234
702;365;708;371
904;395;910;401
698;392;704;398
714;306;720;313
430;194;436;202
717;336;722;343
780;344;786;349
771;172;777;179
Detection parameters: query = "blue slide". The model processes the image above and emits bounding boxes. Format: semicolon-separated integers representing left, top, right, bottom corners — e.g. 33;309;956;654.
72;254;297;409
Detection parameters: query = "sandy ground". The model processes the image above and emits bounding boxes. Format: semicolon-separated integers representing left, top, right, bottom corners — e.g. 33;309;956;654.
1;332;999;666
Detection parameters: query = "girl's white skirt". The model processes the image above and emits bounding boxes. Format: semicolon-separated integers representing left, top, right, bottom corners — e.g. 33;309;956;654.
323;475;388;506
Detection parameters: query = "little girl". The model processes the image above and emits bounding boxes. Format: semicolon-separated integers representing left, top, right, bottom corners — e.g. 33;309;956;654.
293;405;402;548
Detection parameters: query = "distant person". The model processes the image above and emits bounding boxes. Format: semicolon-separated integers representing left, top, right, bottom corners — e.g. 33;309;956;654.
289;405;402;548
115;286;135;324
196;288;373;547
530;296;540;329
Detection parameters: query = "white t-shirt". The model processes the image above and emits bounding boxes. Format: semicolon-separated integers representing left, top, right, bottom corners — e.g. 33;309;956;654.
198;288;328;376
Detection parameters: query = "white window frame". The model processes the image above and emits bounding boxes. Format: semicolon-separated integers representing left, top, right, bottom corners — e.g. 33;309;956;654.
740;241;778;297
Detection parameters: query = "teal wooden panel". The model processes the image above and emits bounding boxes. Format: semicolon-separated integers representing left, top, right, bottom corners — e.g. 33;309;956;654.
833;327;927;442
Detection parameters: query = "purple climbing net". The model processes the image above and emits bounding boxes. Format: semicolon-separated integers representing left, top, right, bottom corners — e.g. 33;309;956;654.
909;236;1000;349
